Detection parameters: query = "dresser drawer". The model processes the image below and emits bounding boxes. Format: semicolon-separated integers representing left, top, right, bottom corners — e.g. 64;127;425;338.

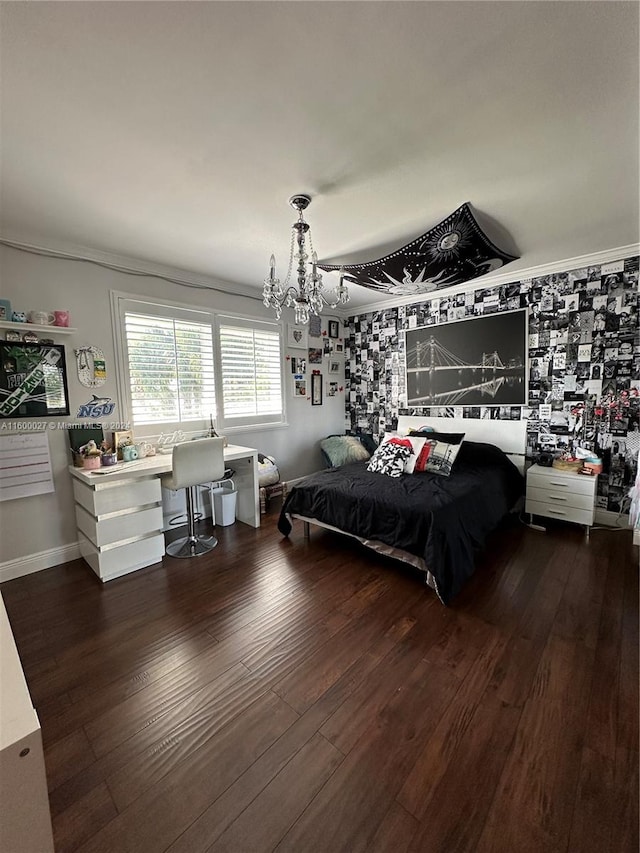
78;531;165;582
75;504;164;548
526;498;595;526
526;470;596;497
525;485;595;512
73;477;162;517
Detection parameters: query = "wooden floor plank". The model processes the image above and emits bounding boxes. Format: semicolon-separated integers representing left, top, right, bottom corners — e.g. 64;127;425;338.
407;692;522;853
396;632;509;819
205;733;343;853
52;782;117;853
274;658;460;853
76;690;298;853
367;801;419;853
476;632;595;853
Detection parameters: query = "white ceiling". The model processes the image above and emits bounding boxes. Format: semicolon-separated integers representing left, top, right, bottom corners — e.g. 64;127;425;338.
1;1;638;309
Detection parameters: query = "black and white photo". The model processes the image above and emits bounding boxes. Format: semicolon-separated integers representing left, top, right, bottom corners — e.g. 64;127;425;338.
405;310;527;406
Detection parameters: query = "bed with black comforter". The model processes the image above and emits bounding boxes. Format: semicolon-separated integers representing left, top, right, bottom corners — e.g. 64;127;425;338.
278;441;524;605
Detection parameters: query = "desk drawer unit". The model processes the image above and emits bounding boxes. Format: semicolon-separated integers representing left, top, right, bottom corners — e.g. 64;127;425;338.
525;465;597;528
72;476;164;581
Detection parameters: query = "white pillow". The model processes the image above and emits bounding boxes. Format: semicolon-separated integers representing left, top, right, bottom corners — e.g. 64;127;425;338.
380;433;428;474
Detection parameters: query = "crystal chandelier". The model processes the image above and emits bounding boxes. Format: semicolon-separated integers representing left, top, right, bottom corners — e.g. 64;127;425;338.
263;194;349;325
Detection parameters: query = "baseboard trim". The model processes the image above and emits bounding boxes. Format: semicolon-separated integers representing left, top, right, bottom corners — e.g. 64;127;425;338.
0;542;81;583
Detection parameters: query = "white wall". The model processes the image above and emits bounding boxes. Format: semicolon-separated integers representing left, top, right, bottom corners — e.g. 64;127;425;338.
0;244;345;567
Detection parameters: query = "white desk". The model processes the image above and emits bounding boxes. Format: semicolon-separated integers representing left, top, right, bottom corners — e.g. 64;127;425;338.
69;444;259;582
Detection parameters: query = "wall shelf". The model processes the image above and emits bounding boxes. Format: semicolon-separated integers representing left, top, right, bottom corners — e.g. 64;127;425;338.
0;320;77;335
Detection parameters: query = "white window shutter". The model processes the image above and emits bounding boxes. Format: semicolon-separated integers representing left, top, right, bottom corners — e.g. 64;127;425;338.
124;313;215;426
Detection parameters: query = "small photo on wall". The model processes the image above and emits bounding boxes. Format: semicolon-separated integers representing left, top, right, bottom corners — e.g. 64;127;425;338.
291;357;306;374
293;375;307;397
308;347;323;364
308;315;322;337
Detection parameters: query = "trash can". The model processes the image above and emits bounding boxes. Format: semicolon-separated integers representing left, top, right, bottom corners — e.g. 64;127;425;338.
210;480;237;526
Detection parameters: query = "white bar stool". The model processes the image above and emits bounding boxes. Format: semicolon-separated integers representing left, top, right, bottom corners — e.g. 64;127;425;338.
160;437;226;558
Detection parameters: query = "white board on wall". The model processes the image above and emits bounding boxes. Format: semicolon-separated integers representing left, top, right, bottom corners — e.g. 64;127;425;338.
0;432;54;501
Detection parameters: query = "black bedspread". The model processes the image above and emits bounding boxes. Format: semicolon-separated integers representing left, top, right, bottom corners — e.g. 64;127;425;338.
278;441;524;605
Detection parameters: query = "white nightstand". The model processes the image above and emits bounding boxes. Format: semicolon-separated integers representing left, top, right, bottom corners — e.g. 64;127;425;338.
525;464;598;538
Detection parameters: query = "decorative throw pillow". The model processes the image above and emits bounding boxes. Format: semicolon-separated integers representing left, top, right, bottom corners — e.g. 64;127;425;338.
380;434;429;474
366;440;412;477
409;431;465;476
320;435;371;468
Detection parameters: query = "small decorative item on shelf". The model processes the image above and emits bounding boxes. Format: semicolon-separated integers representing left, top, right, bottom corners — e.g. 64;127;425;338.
79;440;102;470
122;445;139;462
100;440;118;467
111;429;134;460
552;451;583;473
208;415;228;447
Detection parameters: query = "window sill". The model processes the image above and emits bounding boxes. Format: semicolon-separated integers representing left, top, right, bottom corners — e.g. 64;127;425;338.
222;422;290;434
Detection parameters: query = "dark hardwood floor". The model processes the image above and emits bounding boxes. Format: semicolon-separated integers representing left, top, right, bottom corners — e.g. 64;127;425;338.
2;506;638;853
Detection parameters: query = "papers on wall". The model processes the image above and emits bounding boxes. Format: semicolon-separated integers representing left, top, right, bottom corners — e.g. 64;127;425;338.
0;432;54;502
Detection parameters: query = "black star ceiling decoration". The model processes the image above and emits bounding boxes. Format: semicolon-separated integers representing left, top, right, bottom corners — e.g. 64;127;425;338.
318;203;518;296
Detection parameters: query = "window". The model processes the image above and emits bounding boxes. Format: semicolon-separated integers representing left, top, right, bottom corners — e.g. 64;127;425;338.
120;301;215;427
114;296;284;432
217;317;283;428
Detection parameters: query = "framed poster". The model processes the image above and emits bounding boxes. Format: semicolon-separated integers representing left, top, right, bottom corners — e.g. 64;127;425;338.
328;320;339;338
0;341;70;417
404;309;527;407
287;323;308;349
311;372;323;406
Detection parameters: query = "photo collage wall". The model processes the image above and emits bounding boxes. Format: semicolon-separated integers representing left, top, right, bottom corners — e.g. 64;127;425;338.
344;253;639;515
286;315;344;405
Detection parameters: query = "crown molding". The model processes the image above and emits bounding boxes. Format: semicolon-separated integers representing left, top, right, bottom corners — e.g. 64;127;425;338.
0;232;264;305
3;233;637;323
342;243;640;318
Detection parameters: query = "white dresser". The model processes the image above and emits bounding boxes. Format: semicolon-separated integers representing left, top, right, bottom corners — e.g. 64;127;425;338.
525;463;597;537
